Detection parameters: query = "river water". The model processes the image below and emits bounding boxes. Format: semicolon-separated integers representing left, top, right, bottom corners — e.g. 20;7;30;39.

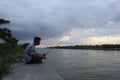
36;49;120;80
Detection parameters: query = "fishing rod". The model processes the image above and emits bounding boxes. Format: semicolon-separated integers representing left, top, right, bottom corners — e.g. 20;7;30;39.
45;32;73;55
43;35;72;60
45;37;70;54
42;29;76;60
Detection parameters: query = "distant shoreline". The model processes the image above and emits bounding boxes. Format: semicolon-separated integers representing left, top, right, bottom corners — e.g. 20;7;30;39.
47;44;120;51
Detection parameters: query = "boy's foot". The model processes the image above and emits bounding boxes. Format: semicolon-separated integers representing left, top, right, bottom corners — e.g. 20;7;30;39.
38;60;43;63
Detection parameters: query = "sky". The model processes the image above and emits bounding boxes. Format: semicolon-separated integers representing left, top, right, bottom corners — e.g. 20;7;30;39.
0;0;120;47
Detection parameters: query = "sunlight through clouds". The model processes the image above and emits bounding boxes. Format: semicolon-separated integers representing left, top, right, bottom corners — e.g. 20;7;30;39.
84;35;120;45
60;36;70;41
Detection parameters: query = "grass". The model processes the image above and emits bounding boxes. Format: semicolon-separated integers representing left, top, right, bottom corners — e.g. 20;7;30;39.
0;44;24;80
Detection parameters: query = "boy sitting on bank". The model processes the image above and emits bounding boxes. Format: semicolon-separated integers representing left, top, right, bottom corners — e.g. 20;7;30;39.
24;37;46;64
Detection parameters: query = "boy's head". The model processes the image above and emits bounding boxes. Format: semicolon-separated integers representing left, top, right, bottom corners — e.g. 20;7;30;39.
34;37;41;45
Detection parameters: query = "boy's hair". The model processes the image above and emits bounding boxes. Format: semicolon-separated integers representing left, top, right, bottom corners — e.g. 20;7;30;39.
34;37;41;42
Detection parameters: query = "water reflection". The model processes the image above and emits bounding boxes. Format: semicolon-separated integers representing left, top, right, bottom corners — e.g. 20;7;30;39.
37;49;120;80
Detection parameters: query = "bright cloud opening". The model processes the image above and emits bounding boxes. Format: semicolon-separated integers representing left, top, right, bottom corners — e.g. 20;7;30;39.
84;35;120;45
61;36;70;41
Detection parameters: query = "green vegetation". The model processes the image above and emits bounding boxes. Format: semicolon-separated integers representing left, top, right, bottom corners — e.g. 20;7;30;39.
0;44;24;79
0;18;24;80
48;44;120;50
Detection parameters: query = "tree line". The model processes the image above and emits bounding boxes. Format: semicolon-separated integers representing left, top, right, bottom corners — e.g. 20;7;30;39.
48;44;120;50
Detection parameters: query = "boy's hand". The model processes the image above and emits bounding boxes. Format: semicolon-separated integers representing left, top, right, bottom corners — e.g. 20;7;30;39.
43;54;46;59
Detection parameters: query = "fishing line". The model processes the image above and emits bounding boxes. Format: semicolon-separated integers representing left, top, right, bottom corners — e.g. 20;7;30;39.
45;30;75;54
45;35;71;54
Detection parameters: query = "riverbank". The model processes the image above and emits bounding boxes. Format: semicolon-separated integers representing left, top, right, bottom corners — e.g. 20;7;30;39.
2;62;64;80
0;44;24;80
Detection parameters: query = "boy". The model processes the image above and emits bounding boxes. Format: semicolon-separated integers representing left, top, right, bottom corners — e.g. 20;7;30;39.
24;37;46;64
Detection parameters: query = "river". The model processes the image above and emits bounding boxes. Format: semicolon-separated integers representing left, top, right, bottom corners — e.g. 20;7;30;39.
36;48;120;80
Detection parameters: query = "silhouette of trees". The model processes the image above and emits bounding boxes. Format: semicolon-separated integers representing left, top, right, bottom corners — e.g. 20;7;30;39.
0;18;18;46
48;44;120;50
0;18;10;25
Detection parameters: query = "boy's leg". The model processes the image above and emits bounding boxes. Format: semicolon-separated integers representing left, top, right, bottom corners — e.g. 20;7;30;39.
27;55;43;64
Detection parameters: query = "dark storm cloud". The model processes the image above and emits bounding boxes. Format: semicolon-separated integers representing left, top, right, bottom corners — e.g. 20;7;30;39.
0;0;120;43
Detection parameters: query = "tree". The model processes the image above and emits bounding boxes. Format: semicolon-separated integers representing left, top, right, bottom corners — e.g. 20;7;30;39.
0;18;10;25
0;18;18;46
0;28;12;42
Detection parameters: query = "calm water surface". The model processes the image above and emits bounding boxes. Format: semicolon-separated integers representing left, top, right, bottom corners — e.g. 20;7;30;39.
37;49;120;80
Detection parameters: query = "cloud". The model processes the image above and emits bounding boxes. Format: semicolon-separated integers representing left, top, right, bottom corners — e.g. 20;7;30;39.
0;0;120;45
84;34;120;45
